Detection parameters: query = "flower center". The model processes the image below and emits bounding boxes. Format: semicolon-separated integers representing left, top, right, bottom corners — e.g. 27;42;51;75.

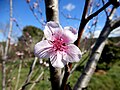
52;38;66;51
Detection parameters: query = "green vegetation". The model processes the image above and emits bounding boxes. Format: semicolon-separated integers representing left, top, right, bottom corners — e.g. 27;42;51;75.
0;25;120;89
0;51;120;90
0;59;51;90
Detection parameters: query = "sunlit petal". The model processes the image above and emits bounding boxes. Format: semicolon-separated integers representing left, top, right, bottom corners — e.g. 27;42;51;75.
63;44;82;62
62;27;78;44
50;51;66;68
34;40;53;58
44;21;63;40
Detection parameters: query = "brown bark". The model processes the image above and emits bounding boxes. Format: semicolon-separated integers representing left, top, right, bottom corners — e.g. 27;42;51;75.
73;15;120;90
75;1;111;46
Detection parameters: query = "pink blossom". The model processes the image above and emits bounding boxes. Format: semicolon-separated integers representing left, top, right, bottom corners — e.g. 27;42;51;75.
34;21;82;68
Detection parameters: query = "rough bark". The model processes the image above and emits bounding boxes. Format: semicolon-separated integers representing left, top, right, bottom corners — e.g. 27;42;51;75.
73;17;120;90
45;0;59;23
44;0;62;90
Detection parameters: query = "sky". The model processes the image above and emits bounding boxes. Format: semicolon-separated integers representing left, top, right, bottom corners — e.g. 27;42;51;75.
0;0;120;42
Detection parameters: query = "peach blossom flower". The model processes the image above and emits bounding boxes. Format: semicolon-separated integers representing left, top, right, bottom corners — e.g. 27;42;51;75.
34;21;82;68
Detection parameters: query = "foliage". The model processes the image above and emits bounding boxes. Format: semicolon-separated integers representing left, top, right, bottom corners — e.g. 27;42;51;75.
22;25;44;40
87;60;120;90
0;51;120;90
0;58;50;90
97;39;120;70
7;25;44;59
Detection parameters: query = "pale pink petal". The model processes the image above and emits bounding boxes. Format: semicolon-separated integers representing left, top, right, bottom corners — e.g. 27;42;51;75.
63;44;82;62
62;27;78;44
50;51;66;68
34;40;53;58
44;21;63;40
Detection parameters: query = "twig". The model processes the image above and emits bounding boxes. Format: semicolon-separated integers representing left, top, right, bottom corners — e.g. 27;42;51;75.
74;0;91;46
102;0;109;17
75;0;111;46
15;60;22;90
61;12;81;21
29;71;44;90
27;2;45;25
73;9;120;90
61;63;72;90
20;57;38;90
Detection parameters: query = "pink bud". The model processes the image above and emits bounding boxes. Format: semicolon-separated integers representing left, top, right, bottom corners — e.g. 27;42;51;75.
96;3;100;7
107;8;111;12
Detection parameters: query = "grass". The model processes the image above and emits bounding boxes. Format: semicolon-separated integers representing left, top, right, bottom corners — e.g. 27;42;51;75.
0;58;120;90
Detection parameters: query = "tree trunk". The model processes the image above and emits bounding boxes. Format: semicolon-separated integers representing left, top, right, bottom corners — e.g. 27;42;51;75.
45;0;59;23
73;17;120;90
44;0;62;90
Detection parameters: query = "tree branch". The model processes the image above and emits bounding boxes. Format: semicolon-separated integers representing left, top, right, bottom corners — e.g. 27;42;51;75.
86;2;111;21
20;57;38;90
61;63;72;90
75;1;111;46
29;71;44;90
15;60;22;90
73;11;120;90
74;0;91;46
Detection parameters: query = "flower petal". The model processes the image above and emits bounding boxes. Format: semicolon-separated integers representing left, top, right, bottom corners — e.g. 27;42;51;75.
63;44;82;62
44;21;63;40
34;40;53;58
62;27;78;44
50;51;66;68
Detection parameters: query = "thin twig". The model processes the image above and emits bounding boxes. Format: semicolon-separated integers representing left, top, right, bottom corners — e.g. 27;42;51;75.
15;60;22;90
61;12;81;21
61;63;72;90
102;0;109;17
29;71;44;90
20;57;38;90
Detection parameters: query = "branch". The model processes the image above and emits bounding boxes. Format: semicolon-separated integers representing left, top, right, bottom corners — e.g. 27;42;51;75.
73;12;120;90
108;6;116;20
29;71;44;90
60;1;91;89
61;63;72;90
86;1;111;22
61;12;81;21
19;72;44;90
75;0;111;46
15;60;22;90
74;0;91;46
102;0;109;17
20;57;38;90
27;2;45;26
